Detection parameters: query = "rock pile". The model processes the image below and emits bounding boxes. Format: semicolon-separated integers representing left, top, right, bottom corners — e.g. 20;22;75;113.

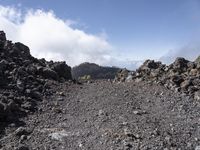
114;69;132;82
115;57;200;99
0;31;72;124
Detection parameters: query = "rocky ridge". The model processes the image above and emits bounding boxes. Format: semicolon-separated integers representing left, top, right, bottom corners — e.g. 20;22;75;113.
115;57;200;99
72;62;120;80
0;31;72;128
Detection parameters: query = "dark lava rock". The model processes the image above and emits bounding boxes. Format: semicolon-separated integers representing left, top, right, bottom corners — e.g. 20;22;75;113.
172;57;189;68
138;59;163;70
51;61;72;80
41;67;59;80
115;56;200;99
0;31;72;127
0;31;6;41
114;69;130;82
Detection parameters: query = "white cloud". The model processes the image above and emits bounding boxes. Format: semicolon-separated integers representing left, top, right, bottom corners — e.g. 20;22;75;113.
0;5;22;23
2;4;200;70
160;42;200;64
0;5;117;67
0;5;143;70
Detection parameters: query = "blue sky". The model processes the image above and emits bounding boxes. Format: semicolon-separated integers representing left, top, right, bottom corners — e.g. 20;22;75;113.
0;0;200;68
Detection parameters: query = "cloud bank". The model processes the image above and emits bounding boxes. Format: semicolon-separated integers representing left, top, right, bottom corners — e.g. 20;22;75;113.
0;5;120;68
1;5;200;70
160;43;200;64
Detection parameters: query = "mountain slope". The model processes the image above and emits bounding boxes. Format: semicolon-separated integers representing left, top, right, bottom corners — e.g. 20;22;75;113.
72;62;121;80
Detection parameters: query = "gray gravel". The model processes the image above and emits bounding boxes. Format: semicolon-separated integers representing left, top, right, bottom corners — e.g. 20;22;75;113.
1;80;200;150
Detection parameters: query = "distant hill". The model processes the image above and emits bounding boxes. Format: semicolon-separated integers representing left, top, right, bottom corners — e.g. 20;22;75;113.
72;62;121;80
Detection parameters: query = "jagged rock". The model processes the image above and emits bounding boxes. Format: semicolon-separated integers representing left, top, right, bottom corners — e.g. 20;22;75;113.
171;57;189;71
0;59;8;71
187;62;196;69
12;42;31;58
170;75;184;86
114;69;130;82
114;56;200;99
0;31;6;41
41;67;58;80
50;61;72;80
190;69;198;76
0;31;72;126
180;79;192;89
138;60;162;71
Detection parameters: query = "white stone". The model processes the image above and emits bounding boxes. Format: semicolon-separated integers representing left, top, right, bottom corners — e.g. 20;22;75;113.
195;146;200;150
49;130;69;141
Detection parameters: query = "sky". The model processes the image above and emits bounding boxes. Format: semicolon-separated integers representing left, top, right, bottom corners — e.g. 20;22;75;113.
0;0;200;69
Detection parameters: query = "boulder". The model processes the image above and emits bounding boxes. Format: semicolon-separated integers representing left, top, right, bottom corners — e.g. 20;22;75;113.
170;75;184;86
114;69;130;82
190;69;198;76
187;62;196;69
180;79;192;89
13;42;31;58
171;57;189;72
138;60;162;71
0;31;6;41
41;67;58;80
51;62;72;80
0;59;8;71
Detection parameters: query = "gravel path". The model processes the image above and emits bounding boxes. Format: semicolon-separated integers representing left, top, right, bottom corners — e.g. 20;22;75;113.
1;81;200;150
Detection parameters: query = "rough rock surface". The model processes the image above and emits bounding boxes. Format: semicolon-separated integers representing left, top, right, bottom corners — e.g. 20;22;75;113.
0;31;72;131
1;81;200;149
115;57;200;99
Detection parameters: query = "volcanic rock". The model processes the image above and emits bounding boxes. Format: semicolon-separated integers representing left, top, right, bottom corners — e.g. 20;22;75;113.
115;56;200;99
50;61;72;80
0;31;72;126
41;67;59;80
114;69;130;82
0;31;6;41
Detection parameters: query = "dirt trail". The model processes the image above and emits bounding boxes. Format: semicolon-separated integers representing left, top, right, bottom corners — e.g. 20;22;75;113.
1;81;200;150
